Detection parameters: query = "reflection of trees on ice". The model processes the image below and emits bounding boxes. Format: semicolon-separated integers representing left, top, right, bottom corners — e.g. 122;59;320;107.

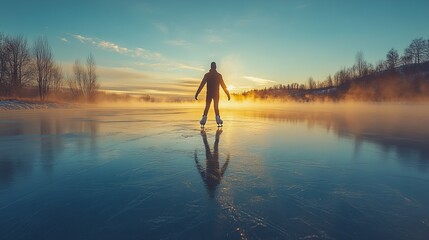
194;129;230;198
245;108;429;166
0;112;99;185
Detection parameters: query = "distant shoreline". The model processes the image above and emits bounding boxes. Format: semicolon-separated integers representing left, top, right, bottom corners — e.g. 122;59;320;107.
2;98;429;111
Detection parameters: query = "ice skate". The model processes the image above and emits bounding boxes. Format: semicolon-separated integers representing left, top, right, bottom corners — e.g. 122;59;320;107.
216;115;223;127
200;115;207;128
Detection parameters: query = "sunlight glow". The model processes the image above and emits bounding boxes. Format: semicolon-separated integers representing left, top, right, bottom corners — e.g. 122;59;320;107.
227;85;236;91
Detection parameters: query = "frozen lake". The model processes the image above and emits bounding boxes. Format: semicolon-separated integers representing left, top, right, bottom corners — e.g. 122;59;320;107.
1;104;428;240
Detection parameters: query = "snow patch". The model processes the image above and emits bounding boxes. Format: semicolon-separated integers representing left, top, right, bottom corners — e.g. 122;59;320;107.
0;100;72;110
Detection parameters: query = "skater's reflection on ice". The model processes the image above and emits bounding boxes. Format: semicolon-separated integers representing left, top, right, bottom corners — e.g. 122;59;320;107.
195;129;230;198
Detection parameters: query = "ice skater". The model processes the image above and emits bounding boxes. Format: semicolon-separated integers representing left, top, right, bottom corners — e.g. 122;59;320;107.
195;62;231;127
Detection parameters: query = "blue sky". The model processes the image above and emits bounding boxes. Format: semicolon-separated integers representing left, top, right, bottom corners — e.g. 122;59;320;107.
1;0;429;97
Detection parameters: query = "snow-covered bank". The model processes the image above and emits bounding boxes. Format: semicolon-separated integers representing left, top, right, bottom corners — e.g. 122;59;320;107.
0;99;73;110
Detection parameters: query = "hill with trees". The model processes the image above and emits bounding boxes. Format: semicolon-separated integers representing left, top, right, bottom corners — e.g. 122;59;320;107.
235;38;429;102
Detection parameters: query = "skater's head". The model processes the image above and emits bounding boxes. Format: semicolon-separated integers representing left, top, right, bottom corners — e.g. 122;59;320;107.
210;62;216;70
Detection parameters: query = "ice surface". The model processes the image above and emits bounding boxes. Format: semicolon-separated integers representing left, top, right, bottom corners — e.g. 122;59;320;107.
0;105;428;240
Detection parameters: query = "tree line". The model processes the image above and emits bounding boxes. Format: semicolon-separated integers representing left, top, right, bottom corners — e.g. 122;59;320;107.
237;37;429;100
0;32;99;102
306;37;427;90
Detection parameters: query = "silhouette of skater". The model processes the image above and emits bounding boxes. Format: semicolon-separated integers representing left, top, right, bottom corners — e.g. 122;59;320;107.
195;129;230;198
195;62;231;127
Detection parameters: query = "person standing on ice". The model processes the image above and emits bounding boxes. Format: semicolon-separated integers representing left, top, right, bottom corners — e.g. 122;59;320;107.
195;62;231;127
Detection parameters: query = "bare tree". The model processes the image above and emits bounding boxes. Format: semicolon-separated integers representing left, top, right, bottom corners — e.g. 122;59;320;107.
367;62;374;75
2;35;32;96
355;51;369;77
408;38;426;64
333;72;340;87
325;74;333;88
386;48;399;70
375;60;385;73
33;36;54;101
85;54;99;102
401;47;413;66
307;77;316;90
50;63;63;93
68;54;99;102
425;39;429;62
49;63;64;96
68;59;85;100
0;33;6;95
334;67;352;86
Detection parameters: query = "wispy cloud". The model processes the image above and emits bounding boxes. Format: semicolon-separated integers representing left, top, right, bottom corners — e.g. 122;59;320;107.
75;65;191;95
97;66;152;81
165;39;191;48
134;48;163;60
136;62;205;72
59;37;68;42
175;78;201;87
69;33;163;61
153;22;169;34
62;60;200;98
243;76;277;85
205;29;224;44
98;40;129;54
98;70;199;97
62;62;153;82
175;63;205;72
70;34;201;67
72;34;95;44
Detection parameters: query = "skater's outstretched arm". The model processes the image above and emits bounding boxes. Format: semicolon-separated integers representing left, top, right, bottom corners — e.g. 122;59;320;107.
220;75;231;101
220;154;230;177
195;75;207;100
194;150;206;178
